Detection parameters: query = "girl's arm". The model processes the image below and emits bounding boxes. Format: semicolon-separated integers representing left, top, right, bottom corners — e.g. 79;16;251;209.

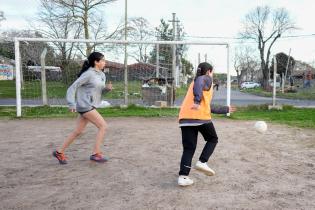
193;75;212;104
102;81;113;94
66;71;91;110
192;76;212;109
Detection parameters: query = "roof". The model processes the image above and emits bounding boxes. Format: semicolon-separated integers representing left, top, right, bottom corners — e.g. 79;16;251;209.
105;60;124;69
292;60;315;76
105;61;169;71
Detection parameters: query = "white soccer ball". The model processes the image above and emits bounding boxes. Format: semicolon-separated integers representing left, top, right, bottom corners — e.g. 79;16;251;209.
254;121;267;133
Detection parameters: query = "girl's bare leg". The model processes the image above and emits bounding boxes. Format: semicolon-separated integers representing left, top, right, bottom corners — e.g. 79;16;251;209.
59;116;89;153
82;109;107;154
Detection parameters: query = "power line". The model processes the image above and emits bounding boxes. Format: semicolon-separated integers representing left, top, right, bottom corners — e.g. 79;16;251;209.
185;33;315;40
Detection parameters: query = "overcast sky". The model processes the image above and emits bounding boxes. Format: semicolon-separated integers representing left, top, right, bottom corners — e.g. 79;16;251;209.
1;0;315;74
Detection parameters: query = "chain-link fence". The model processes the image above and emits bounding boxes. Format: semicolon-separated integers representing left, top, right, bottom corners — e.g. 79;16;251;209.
5;38;230;117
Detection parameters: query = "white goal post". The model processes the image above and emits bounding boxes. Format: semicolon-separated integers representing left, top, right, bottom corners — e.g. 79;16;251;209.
14;37;231;117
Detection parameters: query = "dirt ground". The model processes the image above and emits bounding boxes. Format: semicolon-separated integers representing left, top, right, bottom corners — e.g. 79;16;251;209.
0;117;314;210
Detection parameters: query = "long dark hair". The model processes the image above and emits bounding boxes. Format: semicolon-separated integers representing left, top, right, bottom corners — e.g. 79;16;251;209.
77;52;104;77
194;62;213;81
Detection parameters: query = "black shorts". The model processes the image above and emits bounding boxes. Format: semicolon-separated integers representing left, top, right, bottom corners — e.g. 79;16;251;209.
78;107;95;115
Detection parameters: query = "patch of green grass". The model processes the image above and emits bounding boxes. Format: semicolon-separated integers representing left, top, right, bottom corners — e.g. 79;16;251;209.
230;105;315;128
0;105;179;119
241;87;272;97
242;87;315;100
98;104;179;117
176;85;188;98
0;104;314;129
0;80;67;99
0;80;17;98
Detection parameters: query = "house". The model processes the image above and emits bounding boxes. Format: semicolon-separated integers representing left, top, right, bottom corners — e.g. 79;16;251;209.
292;60;315;79
27;66;62;81
104;60;124;81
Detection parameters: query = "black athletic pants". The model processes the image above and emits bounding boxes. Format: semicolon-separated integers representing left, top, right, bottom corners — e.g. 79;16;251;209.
179;122;218;176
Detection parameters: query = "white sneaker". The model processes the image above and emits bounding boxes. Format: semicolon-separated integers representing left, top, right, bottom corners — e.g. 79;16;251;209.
195;161;215;176
178;175;194;186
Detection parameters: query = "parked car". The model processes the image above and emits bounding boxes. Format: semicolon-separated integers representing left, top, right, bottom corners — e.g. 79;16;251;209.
269;81;281;88
241;81;261;89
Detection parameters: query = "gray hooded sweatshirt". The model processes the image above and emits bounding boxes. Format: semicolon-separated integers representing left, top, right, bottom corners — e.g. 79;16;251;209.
66;67;107;112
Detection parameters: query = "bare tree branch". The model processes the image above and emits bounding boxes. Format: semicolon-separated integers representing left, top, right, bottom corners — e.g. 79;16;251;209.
240;6;296;89
46;0;118;56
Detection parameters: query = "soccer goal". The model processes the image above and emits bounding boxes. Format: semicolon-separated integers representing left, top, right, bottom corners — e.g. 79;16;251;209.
12;37;231;117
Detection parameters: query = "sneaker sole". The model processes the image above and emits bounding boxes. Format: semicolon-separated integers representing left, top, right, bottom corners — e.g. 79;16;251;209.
90;157;109;163
90;159;108;163
178;182;194;187
195;165;215;176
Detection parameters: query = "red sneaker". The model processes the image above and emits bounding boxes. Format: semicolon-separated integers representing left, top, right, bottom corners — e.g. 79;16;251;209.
53;150;67;164
90;153;109;163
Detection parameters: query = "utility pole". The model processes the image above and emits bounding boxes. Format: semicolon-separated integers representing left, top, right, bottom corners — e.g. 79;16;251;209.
273;55;277;106
282;48;291;92
156;31;160;78
176;18;182;87
168;13;179;105
156;44;159;77
123;0;128;105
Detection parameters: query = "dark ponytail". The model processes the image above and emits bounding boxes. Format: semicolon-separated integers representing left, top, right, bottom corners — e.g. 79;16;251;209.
195;62;213;81
77;60;90;77
77;51;104;77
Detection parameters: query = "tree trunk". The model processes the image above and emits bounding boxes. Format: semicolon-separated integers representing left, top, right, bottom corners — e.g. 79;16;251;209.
259;41;270;89
236;69;241;88
262;65;269;89
83;7;91;56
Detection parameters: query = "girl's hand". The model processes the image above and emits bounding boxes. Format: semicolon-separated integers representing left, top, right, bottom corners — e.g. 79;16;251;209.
191;103;200;110
106;81;113;91
229;105;237;113
69;108;76;113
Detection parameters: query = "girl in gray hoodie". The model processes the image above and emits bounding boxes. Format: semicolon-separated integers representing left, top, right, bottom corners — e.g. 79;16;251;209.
53;52;112;164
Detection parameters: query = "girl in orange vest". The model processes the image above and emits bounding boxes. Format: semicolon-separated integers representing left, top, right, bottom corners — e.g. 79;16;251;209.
178;62;236;186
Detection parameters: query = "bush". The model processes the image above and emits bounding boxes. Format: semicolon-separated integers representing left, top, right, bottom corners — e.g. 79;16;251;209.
246;104;269;111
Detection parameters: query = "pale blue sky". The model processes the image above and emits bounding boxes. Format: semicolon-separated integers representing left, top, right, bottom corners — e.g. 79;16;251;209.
1;0;315;74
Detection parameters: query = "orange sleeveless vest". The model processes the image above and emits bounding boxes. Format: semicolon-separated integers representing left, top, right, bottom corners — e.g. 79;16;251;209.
178;81;213;120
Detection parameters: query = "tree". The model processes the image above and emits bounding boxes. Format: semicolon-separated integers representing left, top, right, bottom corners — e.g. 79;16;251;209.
234;46;260;87
51;0;120;56
149;19;173;65
0;38;14;60
270;52;295;81
0;30;55;65
240;6;296;89
37;0;82;66
0;11;5;26
148;18;192;80
126;17;154;62
0;30;56;83
181;58;193;76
